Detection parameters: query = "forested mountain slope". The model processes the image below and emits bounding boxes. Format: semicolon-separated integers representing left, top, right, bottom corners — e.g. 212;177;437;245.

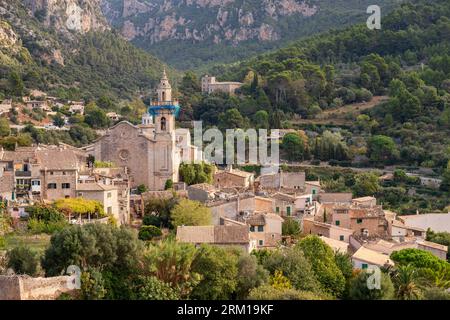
0;0;172;101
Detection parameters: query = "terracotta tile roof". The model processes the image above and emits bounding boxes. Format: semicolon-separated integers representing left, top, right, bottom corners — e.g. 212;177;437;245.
363;240;417;255
36;149;84;170
319;192;353;204
0;172;13;193
76;183;117;192
352;196;376;202
214;225;249;243
176;225;249;244
349;207;384;219
216;169;253;178
246;212;284;226
270;192;295;202
246;214;266;226
320;236;349;253
352;246;394;266
188;183;216;191
417;240;448;252
265;213;285;222
0;147;37;162
177;226;215;243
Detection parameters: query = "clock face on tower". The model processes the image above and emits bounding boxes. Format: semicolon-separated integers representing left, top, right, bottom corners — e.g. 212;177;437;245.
118;149;130;161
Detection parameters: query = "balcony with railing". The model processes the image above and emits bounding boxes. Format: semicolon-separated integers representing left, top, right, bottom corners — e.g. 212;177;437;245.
15;171;32;177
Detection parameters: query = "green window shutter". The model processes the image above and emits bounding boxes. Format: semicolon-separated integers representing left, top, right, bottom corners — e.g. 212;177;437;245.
287;207;291;216
362;263;368;269
335;220;340;226
276;206;279;213
339;235;344;241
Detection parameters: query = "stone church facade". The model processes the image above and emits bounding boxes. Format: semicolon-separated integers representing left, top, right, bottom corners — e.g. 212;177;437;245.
86;71;201;190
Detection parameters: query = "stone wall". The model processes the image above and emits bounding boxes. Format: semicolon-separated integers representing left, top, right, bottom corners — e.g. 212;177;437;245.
0;276;21;300
0;275;73;300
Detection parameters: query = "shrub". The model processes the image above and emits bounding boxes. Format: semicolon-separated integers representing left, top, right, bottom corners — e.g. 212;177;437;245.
28;218;68;234
135;276;180;300
248;285;324;300
282;219;301;236
347;270;395;300
138;225;162;241
6;246;39;276
0;236;5;249
143;215;162;227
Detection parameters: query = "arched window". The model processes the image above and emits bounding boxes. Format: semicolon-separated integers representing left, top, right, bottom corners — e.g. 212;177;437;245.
162;91;166;101
161;117;166;131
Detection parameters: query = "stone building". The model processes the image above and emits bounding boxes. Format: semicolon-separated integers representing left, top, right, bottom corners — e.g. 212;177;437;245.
176;225;255;253
214;167;254;189
76;182;120;223
303;216;354;243
85;71;201;190
0;145;87;202
257;171;306;191
246;212;284;248
201;75;243;94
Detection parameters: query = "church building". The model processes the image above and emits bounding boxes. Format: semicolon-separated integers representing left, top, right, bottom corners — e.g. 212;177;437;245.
85;70;202;190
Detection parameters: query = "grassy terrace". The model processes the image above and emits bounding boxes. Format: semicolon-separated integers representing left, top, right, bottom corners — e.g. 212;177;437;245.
0;233;50;254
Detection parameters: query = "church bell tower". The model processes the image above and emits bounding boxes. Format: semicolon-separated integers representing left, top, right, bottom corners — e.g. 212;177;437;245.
148;69;181;190
149;69;179;134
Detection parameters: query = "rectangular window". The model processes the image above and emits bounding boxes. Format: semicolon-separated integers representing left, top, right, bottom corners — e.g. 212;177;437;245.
250;226;255;232
47;183;57;189
107;192;112;198
258;240;264;246
335;220;340;226
257;226;264;232
107;207;112;215
287;207;291;216
62;183;70;189
362;263;368;270
276;207;280;213
339;235;345;241
357;218;363;224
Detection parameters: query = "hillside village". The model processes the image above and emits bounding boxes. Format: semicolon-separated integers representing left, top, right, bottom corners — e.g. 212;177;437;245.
0;0;450;303
0;72;449;300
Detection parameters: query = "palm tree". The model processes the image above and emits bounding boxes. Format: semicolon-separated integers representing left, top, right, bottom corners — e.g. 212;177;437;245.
428;265;450;289
393;264;422;300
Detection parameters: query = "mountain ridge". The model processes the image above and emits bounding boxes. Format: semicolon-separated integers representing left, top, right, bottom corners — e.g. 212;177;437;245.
101;0;400;69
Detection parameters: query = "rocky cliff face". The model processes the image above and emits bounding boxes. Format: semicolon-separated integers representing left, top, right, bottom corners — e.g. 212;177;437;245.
23;0;109;34
0;0;110;66
101;0;317;44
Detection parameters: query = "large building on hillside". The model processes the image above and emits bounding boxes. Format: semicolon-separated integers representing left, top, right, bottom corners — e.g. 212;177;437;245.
85;71;202;190
201;75;243;95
